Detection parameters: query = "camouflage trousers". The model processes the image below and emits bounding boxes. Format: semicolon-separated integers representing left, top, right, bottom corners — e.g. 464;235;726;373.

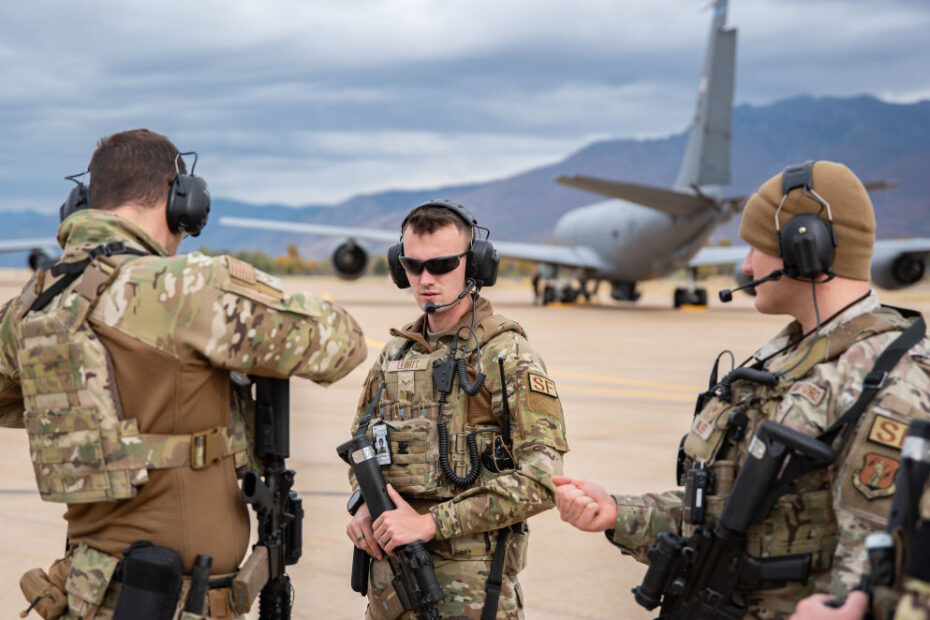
896;578;930;620
366;556;524;620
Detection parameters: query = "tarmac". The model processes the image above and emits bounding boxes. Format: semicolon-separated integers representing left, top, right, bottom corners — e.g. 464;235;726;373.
2;268;929;619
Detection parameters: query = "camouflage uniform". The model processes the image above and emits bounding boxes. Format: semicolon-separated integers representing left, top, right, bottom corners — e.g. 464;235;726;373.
350;295;568;619
608;293;930;619
0;209;366;618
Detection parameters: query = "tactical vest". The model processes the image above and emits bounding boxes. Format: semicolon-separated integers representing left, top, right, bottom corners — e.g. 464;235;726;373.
680;308;916;575
365;314;524;502
15;246;250;503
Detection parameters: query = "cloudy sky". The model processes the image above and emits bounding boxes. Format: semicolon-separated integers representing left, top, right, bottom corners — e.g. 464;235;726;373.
1;0;928;212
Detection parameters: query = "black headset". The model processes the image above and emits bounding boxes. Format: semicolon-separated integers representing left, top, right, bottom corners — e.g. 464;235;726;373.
775;160;838;280
387;199;499;289
59;151;211;237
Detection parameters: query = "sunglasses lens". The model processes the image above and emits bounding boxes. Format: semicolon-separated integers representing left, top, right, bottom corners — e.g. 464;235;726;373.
399;256;424;274
423;256;461;275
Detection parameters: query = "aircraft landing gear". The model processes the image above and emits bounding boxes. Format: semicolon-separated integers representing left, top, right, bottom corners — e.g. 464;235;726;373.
610;282;640;302
542;284;557;305
673;287;707;308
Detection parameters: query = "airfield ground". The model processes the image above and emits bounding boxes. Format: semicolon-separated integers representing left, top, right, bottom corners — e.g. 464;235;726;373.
2;269;929;619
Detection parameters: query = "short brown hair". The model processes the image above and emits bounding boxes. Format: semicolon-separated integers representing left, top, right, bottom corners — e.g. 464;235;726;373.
88;129;184;211
402;205;472;239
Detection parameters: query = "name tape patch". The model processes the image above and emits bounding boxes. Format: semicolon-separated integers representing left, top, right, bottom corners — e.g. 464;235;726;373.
528;372;558;398
386;358;429;372
867;413;908;451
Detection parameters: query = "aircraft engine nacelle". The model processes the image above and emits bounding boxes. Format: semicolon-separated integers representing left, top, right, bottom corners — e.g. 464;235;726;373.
28;249;55;272
731;265;756;296
871;250;926;290
332;241;367;280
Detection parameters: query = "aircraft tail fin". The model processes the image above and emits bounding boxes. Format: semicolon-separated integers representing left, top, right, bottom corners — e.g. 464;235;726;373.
673;0;736;189
557;174;712;217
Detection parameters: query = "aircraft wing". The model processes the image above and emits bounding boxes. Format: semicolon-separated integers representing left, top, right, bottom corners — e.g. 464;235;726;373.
689;238;930;268
220;216;398;244
492;240;611;271
556;175;714;217
0;238;58;253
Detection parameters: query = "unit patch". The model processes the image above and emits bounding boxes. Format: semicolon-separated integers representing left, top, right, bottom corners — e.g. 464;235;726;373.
867;414;908;450
852;452;899;500
528;373;558;398
372;423;392;466
789;381;826;405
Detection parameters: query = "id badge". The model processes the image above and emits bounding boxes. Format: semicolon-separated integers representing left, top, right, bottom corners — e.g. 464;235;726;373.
372;423;392;466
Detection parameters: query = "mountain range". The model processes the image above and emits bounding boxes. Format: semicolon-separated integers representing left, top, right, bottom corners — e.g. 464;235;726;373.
3;94;928;267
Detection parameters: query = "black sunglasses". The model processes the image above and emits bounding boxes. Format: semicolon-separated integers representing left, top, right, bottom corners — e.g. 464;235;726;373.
399;250;468;275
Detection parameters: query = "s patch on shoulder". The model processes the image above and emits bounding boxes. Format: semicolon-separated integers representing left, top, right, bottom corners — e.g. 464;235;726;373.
867;413;908;451
852;452;899;500
527;372;558;398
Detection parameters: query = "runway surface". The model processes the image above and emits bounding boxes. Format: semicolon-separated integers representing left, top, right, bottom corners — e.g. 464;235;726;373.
2;268;928;619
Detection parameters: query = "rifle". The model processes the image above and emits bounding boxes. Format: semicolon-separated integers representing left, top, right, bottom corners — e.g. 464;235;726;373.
235;377;304;619
338;434;445;620
633;420;835;619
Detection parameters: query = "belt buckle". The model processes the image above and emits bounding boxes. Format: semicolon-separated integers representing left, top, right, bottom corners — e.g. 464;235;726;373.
192;426;224;470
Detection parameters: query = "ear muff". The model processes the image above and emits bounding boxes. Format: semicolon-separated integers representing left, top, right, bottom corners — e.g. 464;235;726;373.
387;199;500;289
60;180;90;222
166;151;211;237
387;242;410;289
775;161;837;280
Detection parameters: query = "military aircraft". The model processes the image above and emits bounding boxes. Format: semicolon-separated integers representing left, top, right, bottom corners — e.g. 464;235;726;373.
0;238;58;271
221;0;929;307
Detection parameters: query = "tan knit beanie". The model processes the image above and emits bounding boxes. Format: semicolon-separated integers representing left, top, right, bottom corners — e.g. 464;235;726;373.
738;161;875;280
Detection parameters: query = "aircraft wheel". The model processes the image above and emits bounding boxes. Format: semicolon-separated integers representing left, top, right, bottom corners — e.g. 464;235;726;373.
674;287;708;308
561;286;580;303
542;285;557;305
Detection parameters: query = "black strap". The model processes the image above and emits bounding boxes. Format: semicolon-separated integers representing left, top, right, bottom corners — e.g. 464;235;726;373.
777;310;926;489
28;242;149;314
481;529;511;620
354;341;414;437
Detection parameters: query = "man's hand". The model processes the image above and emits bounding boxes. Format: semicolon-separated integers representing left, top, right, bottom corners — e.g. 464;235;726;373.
372;484;437;555
346;502;383;560
553;475;618;532
789;591;869;620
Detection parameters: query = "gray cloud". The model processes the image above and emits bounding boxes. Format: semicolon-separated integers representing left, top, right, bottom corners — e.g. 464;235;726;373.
0;0;927;210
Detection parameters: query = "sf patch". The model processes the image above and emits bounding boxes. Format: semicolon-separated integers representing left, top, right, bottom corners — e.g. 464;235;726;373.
852;452;899;500
867;413;908;450
528;372;558;398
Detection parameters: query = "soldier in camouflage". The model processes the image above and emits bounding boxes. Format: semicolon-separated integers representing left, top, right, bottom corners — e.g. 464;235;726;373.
555;161;930;619
345;201;568;619
0;129;366;618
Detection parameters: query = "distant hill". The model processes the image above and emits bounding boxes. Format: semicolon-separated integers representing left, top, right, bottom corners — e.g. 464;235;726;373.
3;94;928;266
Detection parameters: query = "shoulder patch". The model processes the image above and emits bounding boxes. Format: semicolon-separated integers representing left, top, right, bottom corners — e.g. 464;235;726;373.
867;413;908;450
789;381;825;406
527;372;558;398
227;257;256;284
692;416;714;441
852;452;899;500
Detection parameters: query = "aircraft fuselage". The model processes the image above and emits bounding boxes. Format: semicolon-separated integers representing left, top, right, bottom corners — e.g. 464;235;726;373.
551;198;720;282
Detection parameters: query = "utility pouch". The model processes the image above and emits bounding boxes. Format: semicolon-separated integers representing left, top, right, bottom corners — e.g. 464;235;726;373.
351;546;371;596
20;566;68;619
112;541;183;620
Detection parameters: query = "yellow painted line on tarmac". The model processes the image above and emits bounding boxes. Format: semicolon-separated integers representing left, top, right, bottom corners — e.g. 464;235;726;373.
679;304;708;312
557;384;695;402
552;370;699;393
365;337;385;349
321;292;334;302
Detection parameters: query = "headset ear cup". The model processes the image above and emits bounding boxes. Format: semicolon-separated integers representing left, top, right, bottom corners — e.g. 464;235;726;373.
166;175;211;236
387;243;410;288
780;213;835;279
469;240;499;287
60;183;90;222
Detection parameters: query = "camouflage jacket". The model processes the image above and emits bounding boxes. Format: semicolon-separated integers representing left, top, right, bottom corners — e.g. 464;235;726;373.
0;209;366;572
609;292;930;617
350;295;568;544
